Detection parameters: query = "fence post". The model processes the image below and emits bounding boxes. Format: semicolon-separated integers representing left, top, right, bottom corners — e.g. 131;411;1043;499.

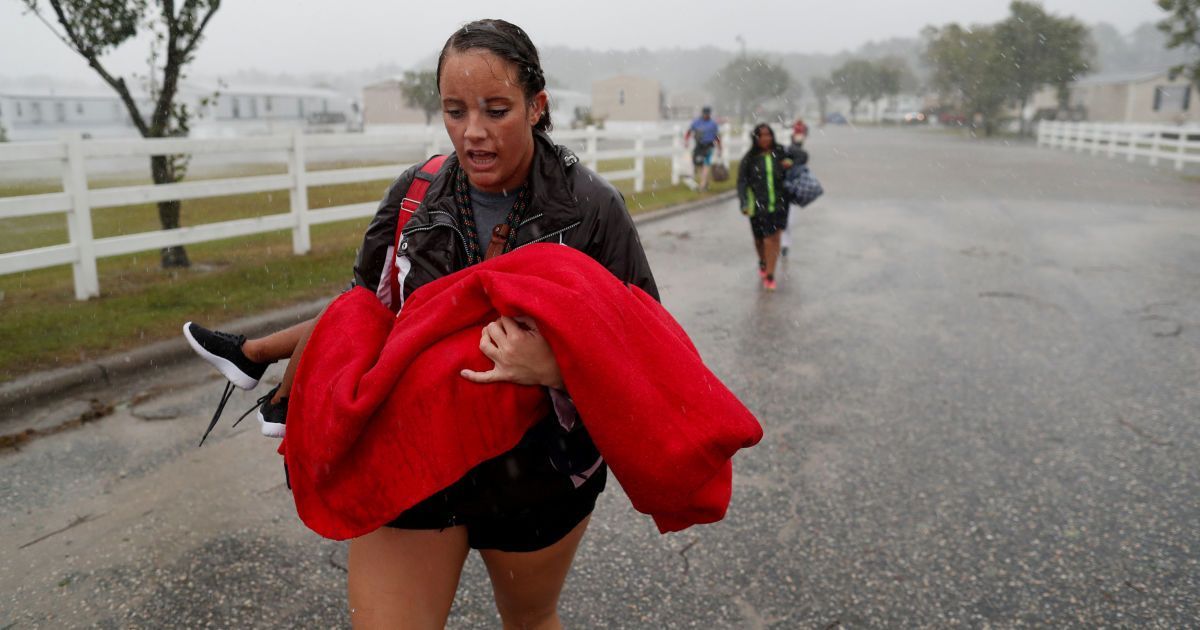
1175;130;1186;171
1149;127;1161;166
62;132;100;300
585;125;598;171
1090;123;1102;156
633;134;645;193
289;130;311;255
1127;126;1138;163
1107;125;1118;158
1036;121;1045;147
670;124;682;185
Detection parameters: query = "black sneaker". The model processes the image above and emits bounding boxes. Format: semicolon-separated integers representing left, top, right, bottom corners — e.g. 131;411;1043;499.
198;384;286;446
183;322;272;390
256;387;288;439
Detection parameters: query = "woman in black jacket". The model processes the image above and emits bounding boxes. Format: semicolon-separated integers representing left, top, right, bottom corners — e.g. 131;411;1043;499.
737;123;791;290
184;19;657;628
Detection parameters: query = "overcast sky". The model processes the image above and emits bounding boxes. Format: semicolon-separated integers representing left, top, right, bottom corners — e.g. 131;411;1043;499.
0;0;1168;82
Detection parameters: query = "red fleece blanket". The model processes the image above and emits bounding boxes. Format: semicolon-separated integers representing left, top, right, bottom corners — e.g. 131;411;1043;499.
283;244;762;540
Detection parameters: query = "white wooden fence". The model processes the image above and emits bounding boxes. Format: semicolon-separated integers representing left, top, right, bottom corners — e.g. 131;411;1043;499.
0;124;743;300
1036;120;1200;171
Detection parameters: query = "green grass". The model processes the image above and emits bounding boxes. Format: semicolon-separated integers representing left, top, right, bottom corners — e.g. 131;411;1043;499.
0;157;737;381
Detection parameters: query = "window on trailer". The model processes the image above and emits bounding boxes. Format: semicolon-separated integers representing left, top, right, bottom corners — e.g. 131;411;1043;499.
1153;85;1191;112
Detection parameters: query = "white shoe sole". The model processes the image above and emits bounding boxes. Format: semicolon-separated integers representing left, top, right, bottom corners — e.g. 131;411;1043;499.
257;408;286;439
182;322;260;390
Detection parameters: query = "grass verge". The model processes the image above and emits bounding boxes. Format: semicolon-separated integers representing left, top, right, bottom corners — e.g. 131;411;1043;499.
0;157;737;381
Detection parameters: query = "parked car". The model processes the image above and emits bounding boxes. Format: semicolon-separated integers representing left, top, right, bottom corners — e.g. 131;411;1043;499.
881;111;928;125
825;112;848;125
937;112;967;126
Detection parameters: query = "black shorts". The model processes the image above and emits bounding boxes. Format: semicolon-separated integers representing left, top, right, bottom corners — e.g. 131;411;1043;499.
385;424;607;552
750;207;789;239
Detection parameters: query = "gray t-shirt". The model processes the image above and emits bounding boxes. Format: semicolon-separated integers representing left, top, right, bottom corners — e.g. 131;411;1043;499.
468;184;599;485
469;185;524;252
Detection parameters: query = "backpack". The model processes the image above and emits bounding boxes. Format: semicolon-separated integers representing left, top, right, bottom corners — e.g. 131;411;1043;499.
386;154;448;311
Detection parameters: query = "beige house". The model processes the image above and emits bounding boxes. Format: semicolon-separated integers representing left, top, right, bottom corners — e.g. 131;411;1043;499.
664;89;711;121
1039;70;1198;125
362;77;430;127
591;75;662;123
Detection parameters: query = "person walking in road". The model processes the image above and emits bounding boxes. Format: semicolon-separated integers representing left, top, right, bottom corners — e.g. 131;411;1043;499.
684;106;722;191
737;123;791;291
781;120;809;258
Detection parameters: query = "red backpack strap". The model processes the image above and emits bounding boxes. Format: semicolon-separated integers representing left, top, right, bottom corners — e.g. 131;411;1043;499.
388;154;448;310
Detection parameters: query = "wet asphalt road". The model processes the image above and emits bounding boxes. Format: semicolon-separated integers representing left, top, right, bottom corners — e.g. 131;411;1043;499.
2;127;1198;628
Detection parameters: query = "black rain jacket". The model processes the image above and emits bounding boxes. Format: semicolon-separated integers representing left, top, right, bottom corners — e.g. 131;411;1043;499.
353;131;658;308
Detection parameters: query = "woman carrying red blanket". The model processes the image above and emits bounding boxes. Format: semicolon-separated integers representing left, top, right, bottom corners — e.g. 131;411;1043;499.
177;17;765;627
305;20;654;629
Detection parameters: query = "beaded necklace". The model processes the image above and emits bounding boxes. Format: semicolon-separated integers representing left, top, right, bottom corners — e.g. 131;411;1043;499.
452;165;533;266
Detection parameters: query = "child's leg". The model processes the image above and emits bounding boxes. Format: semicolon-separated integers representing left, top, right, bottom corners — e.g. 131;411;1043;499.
781;209;796;252
270;306;327;403
241;319;312;364
764;233;783;279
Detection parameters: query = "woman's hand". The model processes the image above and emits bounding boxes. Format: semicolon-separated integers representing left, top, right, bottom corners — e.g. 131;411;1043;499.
460;316;564;389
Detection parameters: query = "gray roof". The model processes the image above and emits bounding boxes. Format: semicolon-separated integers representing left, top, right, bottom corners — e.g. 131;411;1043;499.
1073;69;1171;87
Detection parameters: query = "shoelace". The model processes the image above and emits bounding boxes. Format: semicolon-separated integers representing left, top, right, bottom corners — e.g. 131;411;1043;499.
197;382;274;446
211;329;247;347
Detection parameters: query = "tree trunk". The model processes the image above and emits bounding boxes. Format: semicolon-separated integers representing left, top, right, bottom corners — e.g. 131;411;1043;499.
1019;95;1029;136
151;154;190;268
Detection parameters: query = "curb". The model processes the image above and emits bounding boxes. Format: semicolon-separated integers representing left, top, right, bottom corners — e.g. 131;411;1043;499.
0;192;735;417
0;299;326;417
631;190;735;226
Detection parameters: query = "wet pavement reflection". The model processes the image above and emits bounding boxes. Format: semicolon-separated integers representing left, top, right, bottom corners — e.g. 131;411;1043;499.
2;127;1197;627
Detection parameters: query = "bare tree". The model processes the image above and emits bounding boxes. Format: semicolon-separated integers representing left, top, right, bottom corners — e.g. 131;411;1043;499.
21;0;223;269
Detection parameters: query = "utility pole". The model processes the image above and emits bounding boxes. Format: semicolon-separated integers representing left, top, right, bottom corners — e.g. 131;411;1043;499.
734;35;746;124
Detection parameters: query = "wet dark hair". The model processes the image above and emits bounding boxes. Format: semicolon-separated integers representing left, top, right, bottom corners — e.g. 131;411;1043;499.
436;19;551;132
750;123;775;145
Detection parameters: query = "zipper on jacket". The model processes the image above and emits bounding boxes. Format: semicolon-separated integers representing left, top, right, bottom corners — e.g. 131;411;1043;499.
515;221;582;249
402;221;471;261
519;213;545;227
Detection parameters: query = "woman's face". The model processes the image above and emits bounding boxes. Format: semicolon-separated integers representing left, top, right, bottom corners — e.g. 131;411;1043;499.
439;49;547;193
756;128;775;151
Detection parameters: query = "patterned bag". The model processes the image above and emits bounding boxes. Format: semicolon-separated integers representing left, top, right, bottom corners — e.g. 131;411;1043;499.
789;165;824;207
